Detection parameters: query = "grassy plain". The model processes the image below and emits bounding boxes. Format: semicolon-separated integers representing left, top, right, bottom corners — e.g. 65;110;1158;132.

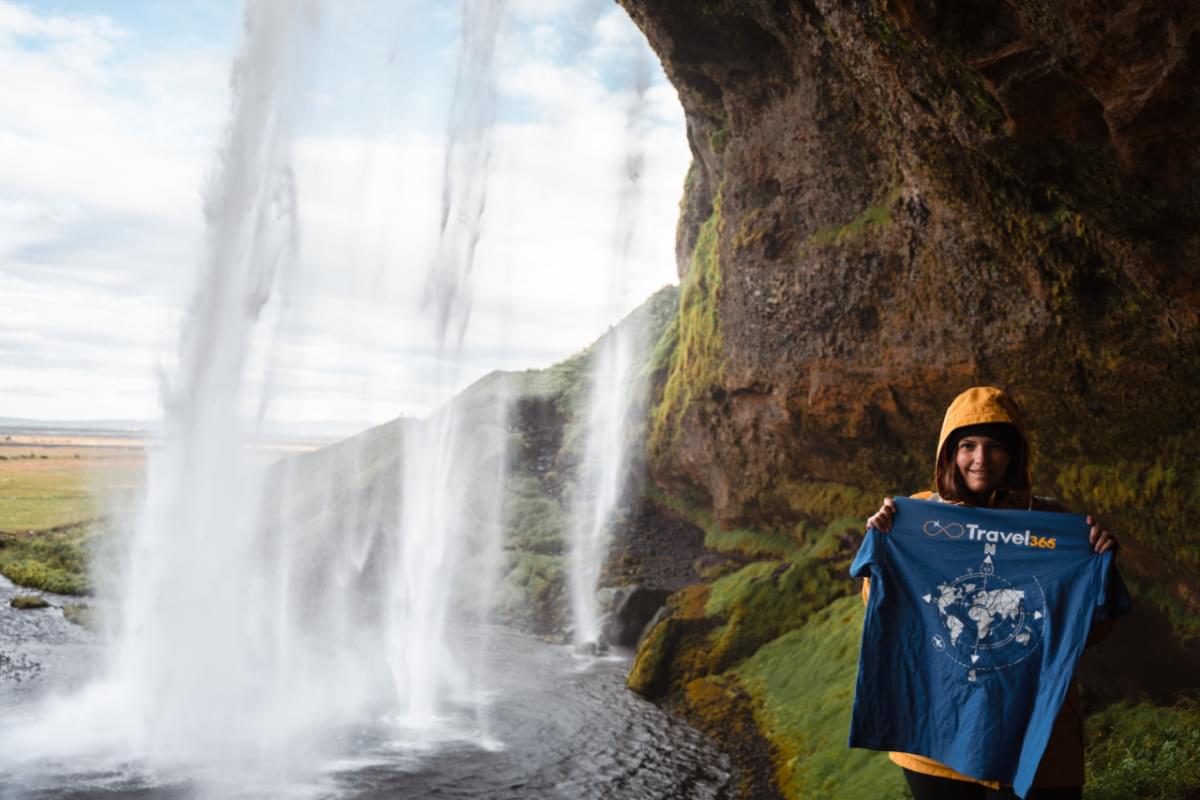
0;431;144;595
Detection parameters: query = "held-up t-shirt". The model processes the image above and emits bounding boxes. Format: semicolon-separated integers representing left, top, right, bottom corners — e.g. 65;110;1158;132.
848;497;1130;798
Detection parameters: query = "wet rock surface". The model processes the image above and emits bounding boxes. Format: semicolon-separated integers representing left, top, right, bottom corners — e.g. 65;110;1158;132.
0;575;95;692
620;0;1200;632
599;585;673;648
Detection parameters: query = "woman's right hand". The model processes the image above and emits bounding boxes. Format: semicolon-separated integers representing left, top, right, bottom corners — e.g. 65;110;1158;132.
866;497;896;532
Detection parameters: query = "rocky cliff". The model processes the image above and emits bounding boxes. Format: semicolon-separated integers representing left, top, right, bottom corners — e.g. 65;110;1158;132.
617;1;1200;796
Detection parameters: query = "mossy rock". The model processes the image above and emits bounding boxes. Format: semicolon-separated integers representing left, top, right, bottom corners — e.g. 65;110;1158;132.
650;190;725;456
627;616;679;698
706;554;850;674
9;594;49;610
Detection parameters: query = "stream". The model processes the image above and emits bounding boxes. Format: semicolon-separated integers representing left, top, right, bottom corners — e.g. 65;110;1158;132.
0;576;733;800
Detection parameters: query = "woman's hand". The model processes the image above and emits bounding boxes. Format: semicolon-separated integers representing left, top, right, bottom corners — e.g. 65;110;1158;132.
867;497;897;532
1087;515;1119;555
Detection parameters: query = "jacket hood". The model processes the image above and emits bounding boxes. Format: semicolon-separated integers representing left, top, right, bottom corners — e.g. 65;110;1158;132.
935;386;1032;502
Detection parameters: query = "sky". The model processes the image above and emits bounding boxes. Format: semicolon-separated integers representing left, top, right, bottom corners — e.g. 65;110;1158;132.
0;0;690;434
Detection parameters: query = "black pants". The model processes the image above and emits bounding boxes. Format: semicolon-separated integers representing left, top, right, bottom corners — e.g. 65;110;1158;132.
903;768;1082;800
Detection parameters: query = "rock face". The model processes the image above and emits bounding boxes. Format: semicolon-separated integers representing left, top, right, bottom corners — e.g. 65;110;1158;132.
620;0;1200;633
599;585;673;647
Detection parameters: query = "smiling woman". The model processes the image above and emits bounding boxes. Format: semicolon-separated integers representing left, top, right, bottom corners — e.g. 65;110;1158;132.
863;386;1123;799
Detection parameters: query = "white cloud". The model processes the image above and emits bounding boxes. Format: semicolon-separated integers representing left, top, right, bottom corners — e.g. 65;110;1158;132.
0;1;690;429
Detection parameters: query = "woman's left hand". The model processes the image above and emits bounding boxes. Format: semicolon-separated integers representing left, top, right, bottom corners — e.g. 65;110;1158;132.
1087;515;1119;555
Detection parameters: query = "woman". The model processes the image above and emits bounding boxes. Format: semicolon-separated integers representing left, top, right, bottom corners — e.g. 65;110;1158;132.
864;386;1119;800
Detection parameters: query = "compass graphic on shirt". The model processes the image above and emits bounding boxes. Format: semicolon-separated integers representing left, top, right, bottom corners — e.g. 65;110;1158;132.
923;546;1046;682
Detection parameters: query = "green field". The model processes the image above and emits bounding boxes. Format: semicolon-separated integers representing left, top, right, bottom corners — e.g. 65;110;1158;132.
0;436;143;595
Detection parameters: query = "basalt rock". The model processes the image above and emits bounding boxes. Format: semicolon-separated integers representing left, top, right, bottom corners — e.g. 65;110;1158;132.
620;0;1200;636
599;585;674;648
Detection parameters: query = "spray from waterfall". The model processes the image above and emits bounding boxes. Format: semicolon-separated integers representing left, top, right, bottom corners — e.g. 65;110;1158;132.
568;44;654;650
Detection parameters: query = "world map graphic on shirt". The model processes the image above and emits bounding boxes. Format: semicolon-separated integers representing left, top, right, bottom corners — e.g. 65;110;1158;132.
849;497;1131;796
924;550;1045;681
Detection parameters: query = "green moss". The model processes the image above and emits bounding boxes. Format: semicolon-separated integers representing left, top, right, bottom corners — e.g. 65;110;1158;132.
1120;574;1200;642
704;553;852;674
732;207;767;250
708;126;731;154
497;550;565;630
1054;458;1199;557
650;191;726;455
969;90;1005;127
1085;700;1200;799
504;476;568;555
807;187;899;247
705;525;799;559
9;594;49;609
0;534;90;595
777;481;879;526
646;484;800;560
627;616;676;698
1051;450;1200;636
735;595;907;799
706;560;782;617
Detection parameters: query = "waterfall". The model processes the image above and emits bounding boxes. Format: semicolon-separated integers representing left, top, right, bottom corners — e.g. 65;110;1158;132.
0;0;697;793
103;0;321;776
0;0;512;790
383;0;507;728
568;44;654;649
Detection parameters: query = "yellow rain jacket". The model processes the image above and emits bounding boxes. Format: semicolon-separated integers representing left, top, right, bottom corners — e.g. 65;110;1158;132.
862;386;1112;789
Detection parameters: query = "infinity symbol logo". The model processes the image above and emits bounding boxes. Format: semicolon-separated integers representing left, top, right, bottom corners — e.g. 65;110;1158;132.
923;520;965;539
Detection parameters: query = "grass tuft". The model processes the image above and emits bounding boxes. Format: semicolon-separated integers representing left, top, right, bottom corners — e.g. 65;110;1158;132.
0;534;91;595
1084;699;1200;800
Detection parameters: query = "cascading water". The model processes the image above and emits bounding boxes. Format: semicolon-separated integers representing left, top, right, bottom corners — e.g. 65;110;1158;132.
383;0;507;730
0;1;735;796
0;0;511;790
5;1;366;789
568;46;654;650
110;3;318;767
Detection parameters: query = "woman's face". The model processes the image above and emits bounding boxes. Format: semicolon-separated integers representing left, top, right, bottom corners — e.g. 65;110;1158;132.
955;434;1011;498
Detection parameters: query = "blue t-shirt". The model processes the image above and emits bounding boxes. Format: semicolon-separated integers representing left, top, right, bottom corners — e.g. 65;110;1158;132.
848;497;1130;797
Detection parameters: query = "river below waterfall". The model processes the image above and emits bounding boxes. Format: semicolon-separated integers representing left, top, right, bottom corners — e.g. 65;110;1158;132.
0;576;732;800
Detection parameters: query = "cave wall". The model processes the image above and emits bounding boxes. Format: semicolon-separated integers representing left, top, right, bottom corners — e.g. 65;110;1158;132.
619;0;1200;633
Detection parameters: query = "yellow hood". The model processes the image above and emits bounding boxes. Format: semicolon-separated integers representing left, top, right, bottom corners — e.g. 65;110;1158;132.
935;386;1031;500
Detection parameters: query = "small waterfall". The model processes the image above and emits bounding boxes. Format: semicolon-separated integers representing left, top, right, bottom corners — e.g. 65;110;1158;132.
568;44;654;650
383;0;507;729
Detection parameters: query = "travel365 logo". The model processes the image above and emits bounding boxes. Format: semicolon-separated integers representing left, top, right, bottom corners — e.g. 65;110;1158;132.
924;520;1056;550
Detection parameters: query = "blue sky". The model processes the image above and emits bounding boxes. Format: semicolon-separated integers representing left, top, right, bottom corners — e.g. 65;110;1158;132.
0;0;689;431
